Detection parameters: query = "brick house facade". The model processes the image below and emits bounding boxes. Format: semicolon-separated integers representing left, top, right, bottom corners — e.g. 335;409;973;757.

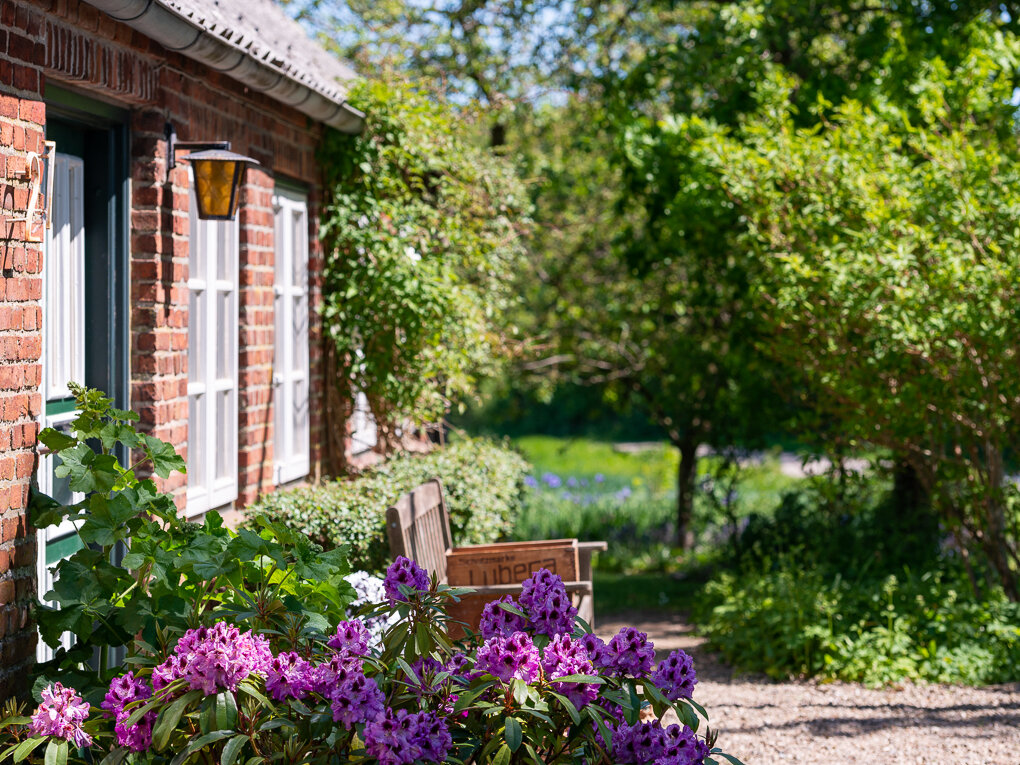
0;0;373;699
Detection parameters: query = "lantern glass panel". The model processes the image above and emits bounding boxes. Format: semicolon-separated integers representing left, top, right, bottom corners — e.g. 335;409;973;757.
193;158;241;220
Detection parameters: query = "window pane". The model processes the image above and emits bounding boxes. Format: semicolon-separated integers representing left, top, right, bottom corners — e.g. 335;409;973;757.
292;294;307;370
293;377;309;459
216;389;234;482
188;394;206;490
216;289;234;381
188;288;205;382
217;221;235;282
291;208;306;286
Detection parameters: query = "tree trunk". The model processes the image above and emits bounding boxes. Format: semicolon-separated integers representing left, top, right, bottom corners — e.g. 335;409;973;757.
676;438;698;550
978;446;1019;602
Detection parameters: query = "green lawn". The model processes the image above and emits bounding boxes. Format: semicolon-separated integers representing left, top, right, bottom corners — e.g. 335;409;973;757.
512;436;802;574
594;570;708;615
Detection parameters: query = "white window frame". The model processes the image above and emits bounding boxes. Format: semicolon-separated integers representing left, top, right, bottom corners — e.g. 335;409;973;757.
186;179;239;515
37;151;86;661
272;187;311;484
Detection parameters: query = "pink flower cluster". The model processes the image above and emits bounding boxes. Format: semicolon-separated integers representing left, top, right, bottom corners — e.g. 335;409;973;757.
474;631;542;683
541;634;599;709
153;622;273;695
29;682;92;748
101;672;156;752
364;708;452;765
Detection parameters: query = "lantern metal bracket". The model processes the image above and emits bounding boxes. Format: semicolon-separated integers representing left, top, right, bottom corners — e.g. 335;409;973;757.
165;122;230;181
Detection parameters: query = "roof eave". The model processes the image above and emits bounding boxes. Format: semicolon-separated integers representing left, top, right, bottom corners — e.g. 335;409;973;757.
84;0;364;133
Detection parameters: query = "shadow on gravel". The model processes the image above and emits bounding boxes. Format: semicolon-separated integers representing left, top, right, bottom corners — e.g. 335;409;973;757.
725;701;1020;737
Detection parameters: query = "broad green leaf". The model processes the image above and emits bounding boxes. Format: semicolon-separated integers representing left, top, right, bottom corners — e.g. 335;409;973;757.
504;716;522;752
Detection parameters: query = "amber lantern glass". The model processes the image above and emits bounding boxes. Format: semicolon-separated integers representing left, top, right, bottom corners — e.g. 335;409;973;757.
182;149;260;221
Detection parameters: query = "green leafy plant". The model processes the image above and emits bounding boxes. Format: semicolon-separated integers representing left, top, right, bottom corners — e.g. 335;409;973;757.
318;73;530;465
31;384;355;699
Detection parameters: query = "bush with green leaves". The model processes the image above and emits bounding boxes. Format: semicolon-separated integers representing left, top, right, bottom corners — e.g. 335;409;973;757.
30;384;355;699
249;438;530;571
699;561;1020;686
695;479;1020;686
319;72;529;455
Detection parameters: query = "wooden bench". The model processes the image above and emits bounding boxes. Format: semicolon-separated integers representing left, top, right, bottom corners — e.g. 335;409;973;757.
385;478;607;628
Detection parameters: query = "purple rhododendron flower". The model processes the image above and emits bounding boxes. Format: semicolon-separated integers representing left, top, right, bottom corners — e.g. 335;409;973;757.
364;708;453;765
519;569;577;637
541;634;598;709
579;633;608;665
327;620;371;657
651;649;697;701
305;654;362;696
266;651;313;701
479;595;528;639
659;723;710;765
101;672;155;752
613;720;668;764
329;671;386;728
602;718;708;765
156;622;272;695
601;627;655;677
384;556;429;604
152;654;187;692
30;682;92;748
475;631;541;683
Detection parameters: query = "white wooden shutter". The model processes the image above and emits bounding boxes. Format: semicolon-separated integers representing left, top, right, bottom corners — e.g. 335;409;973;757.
186;182;239;514
44;154;85;401
37;151;86;661
272;188;311;484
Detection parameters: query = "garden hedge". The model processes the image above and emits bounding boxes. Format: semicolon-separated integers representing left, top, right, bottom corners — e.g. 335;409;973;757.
249;438;530;572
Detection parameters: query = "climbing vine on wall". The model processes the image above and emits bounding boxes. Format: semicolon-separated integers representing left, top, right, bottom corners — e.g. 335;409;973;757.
318;74;529;466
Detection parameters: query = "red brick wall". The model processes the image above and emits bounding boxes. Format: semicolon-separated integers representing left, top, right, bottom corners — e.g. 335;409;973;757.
0;0;46;699
237;168;276;509
28;0;331;511
0;0;350;696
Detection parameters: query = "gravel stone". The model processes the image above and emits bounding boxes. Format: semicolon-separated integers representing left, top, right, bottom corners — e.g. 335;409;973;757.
598;612;1020;764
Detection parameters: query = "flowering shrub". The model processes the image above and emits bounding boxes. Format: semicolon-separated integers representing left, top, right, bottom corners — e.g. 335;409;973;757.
7;388;739;763
26;385;356;703
2;556;741;764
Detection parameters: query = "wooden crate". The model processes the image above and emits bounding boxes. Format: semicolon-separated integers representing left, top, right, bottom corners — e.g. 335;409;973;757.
445;539;580;635
446;538;579;587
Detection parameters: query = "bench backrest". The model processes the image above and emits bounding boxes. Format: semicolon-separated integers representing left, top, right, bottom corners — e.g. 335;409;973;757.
385;478;453;582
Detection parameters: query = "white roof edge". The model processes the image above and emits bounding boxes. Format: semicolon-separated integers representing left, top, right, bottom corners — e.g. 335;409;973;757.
84;0;364;133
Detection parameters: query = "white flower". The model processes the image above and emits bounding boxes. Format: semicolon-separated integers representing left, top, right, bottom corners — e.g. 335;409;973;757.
404;245;421;262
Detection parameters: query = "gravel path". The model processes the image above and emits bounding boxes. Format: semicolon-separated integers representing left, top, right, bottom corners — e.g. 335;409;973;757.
597;612;1020;764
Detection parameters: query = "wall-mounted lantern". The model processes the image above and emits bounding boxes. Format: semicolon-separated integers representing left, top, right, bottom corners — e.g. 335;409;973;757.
165;123;260;221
